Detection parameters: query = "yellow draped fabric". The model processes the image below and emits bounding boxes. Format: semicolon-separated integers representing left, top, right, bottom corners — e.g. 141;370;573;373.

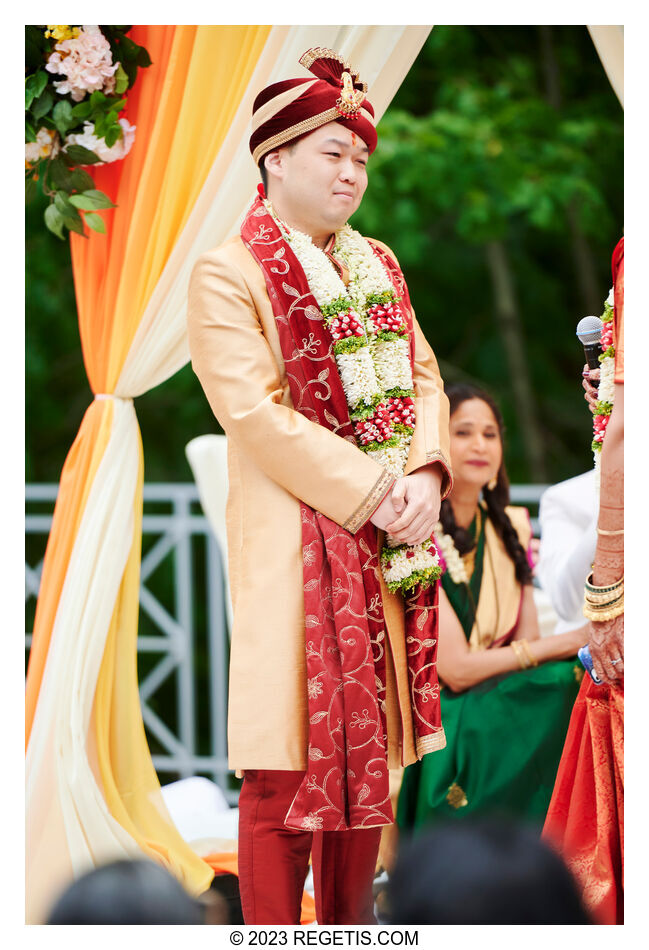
25;24;432;923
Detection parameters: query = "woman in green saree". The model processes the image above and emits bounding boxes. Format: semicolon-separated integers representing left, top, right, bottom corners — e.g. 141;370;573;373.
396;384;587;832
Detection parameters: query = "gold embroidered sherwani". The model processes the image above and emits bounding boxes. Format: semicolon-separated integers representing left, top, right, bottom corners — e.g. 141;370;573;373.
187;234;451;772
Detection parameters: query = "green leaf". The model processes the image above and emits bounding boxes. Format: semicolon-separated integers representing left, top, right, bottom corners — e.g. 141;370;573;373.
68;168;96;192
89;90;108;108
25;120;37;143
121;60;137;87
53;190;74;214
31;87;55;121
84;212;106;234
36;115;56;132
52;191;84;233
114;64;129;94
68;189;115;210
137;47;152;68
25;177;38;204
117;35;140;62
71;101;93;121
48;157;74;190
26;27;50;71
52;100;75;136
25;71;48;110
44;203;66;240
103;125;121;148
63;212;85;236
64;144;102;165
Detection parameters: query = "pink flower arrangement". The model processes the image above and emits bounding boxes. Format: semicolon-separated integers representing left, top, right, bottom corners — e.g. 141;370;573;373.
386;395;415;428
600;321;614;350
368;301;407;335
329;309;365;341
45;25;119;101
354;406;394;446
593;414;608;443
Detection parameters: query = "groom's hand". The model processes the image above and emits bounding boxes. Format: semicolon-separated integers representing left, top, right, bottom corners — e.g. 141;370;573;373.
386;464;443;545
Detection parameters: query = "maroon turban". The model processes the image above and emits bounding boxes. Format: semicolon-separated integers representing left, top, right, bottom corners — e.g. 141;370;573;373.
249;47;377;166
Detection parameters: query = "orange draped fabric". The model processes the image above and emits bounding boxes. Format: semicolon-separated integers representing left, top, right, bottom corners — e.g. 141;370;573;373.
543;678;624;924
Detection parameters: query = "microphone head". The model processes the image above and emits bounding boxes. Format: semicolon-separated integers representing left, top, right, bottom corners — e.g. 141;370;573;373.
576;315;603;345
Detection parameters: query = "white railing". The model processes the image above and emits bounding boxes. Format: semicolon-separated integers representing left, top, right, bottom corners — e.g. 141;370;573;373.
25;483;234;803
25;482;548;804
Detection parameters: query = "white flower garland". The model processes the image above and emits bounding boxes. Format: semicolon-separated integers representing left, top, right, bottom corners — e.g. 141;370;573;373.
265;200;441;593
432;523;469;585
591;287;616;494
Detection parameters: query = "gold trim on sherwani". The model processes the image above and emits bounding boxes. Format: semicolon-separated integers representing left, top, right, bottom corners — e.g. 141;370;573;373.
343;469;395;533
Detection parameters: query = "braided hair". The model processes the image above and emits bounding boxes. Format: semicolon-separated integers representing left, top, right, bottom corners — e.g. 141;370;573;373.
440;383;533;586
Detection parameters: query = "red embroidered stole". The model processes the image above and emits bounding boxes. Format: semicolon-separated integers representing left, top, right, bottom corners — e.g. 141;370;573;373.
241;195;443;830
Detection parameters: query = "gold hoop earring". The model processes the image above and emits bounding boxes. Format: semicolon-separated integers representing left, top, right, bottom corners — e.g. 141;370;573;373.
487;477;497;492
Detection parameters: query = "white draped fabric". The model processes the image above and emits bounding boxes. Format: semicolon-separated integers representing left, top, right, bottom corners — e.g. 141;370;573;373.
588;26;624;108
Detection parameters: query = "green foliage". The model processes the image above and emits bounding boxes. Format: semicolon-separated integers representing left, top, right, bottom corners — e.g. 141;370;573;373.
351;25;622;482
69;189;115;210
25;26;149;238
83;212;106;233
25;70;48;109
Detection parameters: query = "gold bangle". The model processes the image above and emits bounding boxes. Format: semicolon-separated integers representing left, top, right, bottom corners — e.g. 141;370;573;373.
585;573;624;595
511;641;529;670
583;597;624;623
584;587;624;608
597;526;624;535
519;638;539;668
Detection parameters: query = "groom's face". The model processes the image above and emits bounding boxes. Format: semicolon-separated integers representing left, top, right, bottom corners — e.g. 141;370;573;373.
267;122;369;233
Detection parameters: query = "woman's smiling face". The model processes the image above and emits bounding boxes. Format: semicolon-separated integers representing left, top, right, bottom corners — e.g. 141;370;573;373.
449;398;503;491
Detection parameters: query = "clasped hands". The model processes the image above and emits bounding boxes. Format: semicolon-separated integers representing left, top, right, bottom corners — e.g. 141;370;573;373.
370;464;442;546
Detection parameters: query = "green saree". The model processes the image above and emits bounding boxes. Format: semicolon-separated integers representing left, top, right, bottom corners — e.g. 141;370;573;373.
397;506;581;831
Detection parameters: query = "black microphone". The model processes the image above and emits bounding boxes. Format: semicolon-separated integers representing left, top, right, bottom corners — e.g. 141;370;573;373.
576;316;603;386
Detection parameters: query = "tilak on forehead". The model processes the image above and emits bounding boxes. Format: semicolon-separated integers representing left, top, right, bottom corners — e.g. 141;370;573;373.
248;47;377;166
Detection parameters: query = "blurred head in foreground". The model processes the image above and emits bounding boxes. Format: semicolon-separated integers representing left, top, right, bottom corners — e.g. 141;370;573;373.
47;859;205;925
388;819;592;925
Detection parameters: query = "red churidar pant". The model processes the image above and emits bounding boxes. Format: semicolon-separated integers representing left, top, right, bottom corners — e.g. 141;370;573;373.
238;769;382;925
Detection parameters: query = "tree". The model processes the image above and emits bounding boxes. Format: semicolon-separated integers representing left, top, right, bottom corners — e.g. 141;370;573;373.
352;25;622;482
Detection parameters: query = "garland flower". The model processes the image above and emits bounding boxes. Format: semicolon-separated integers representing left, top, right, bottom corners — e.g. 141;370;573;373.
591;287;615;489
265;200;441;594
432;522;469;585
25;25;151;238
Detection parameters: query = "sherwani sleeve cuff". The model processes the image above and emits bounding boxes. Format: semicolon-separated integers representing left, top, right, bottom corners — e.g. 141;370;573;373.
424;451;453;500
343;469;395;533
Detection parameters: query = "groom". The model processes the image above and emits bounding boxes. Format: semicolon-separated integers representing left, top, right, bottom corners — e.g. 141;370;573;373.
188;48;452;925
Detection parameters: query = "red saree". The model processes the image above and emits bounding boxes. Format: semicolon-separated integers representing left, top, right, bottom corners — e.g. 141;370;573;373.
543;237;624;925
543;677;623;924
